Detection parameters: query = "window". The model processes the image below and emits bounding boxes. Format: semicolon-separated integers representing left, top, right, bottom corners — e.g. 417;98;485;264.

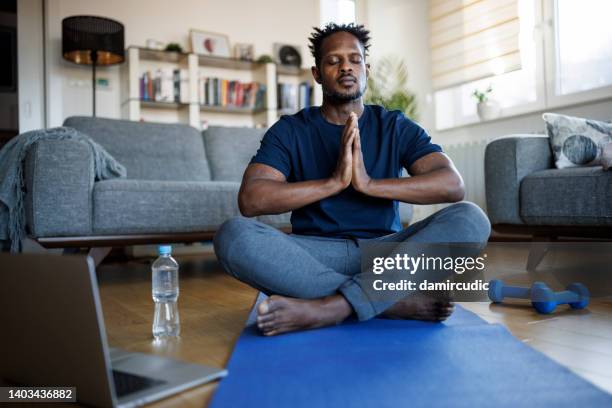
434;0;612;130
435;0;540;129
320;0;355;26
554;0;612;95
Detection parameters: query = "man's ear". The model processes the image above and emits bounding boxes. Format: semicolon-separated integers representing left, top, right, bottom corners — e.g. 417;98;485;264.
365;63;371;79
311;66;322;84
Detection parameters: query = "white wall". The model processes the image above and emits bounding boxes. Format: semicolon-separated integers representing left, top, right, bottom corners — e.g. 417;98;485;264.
17;0;45;132
361;0;434;131
44;0;320;126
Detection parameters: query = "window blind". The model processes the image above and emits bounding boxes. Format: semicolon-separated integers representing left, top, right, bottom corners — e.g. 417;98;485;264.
430;0;521;90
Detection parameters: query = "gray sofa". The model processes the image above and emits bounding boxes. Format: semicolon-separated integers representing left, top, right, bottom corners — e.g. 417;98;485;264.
24;117;291;258
484;134;612;238
24;116;412;260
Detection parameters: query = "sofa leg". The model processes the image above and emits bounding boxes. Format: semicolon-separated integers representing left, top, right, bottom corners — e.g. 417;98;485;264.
526;236;554;271
88;247;112;267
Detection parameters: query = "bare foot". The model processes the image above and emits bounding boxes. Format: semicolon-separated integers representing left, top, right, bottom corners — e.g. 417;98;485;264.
256;294;352;336
381;291;454;322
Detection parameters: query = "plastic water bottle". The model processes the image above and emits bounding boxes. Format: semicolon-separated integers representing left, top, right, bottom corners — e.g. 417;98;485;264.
152;245;180;338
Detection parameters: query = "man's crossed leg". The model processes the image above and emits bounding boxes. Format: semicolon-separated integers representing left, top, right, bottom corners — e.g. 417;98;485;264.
214;202;490;335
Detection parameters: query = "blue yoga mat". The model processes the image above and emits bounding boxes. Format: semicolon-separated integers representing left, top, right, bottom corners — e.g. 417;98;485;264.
211;297;612;408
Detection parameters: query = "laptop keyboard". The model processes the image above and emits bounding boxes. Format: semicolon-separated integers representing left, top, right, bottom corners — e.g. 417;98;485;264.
112;370;166;397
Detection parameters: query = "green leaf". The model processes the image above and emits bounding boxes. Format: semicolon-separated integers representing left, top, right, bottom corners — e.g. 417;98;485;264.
364;55;418;121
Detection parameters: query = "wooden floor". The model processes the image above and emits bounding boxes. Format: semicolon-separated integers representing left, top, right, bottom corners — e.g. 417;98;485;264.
97;254;257;408
95;249;612;407
461;301;612;393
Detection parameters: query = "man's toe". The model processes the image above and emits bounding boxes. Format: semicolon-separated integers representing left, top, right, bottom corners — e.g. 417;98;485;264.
266;295;287;311
263;329;278;336
257;299;271;315
257;313;275;324
258;320;276;331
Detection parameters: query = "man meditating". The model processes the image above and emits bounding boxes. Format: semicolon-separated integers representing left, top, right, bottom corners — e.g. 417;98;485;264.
214;23;490;336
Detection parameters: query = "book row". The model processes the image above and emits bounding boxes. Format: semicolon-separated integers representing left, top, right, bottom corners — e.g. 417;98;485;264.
277;82;314;113
199;77;266;109
139;69;188;103
139;69;266;109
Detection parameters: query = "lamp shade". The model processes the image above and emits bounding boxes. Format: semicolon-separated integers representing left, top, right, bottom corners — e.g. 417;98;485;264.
62;15;125;65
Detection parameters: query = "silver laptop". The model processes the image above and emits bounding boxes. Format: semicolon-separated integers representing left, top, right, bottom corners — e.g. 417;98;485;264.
0;253;227;408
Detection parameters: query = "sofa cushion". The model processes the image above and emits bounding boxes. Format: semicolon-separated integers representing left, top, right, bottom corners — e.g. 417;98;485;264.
64;116;211;182
520;167;612;226
203;126;265;181
93;179;239;234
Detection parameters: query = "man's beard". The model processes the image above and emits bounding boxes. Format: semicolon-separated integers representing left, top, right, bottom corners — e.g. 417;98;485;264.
323;82;367;104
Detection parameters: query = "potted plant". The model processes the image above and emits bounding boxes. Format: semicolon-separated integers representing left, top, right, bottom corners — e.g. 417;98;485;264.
365;55;418;121
472;85;501;121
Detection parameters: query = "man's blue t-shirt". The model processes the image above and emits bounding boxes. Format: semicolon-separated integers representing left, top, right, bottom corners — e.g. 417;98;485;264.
250;104;442;239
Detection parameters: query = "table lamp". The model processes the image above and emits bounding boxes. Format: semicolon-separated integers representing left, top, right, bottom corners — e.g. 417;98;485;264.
62;15;125;117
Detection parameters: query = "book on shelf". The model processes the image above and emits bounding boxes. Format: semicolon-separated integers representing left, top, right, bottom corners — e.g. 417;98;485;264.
198;74;266;110
298;81;313;110
139;69;189;104
277;81;313;114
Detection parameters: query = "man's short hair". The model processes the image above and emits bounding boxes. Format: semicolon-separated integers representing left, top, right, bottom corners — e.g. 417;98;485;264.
308;22;371;68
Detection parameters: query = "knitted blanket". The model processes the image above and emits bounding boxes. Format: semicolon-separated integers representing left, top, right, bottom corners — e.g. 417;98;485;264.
0;127;126;252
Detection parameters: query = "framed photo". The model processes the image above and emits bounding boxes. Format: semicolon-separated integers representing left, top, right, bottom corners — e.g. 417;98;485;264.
190;29;230;58
233;43;254;61
273;43;302;68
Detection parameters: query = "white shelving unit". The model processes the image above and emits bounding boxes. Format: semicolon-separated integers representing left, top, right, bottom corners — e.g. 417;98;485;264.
120;46;322;129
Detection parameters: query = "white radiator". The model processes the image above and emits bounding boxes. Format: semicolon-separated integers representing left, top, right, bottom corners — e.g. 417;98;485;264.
444;139;489;210
411;139;490;223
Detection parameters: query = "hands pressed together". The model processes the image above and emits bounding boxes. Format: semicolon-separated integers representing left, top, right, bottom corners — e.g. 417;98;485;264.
332;112;373;194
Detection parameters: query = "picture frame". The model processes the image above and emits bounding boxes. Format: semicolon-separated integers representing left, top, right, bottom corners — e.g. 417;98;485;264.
233;43;254;61
190;29;230;58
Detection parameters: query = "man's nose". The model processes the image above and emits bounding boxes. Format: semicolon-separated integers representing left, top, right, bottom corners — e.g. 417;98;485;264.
339;61;353;73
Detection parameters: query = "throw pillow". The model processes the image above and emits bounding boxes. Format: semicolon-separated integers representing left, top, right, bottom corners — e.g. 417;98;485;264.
543;113;612;169
602;142;612;171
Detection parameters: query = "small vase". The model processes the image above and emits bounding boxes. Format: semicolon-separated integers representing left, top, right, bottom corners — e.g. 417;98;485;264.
477;100;501;121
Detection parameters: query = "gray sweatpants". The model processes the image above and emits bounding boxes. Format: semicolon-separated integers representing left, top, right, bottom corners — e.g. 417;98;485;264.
213;201;491;321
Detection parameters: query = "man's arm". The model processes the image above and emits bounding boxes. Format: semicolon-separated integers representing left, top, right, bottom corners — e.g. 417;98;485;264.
352;127;465;204
238;164;341;217
239;115;358;217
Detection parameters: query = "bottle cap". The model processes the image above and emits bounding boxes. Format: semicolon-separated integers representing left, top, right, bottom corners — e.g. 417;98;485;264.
158;245;172;255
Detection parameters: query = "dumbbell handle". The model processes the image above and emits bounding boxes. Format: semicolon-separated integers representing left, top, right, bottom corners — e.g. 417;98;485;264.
552;290;581;303
503;286;530;299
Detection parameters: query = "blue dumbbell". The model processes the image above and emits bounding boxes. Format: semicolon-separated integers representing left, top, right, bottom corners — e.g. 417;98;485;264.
488;279;530;302
488;280;589;314
530;282;590;314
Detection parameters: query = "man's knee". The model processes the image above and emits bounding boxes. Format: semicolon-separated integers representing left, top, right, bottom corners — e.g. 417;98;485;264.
443;202;491;243
213;216;257;262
